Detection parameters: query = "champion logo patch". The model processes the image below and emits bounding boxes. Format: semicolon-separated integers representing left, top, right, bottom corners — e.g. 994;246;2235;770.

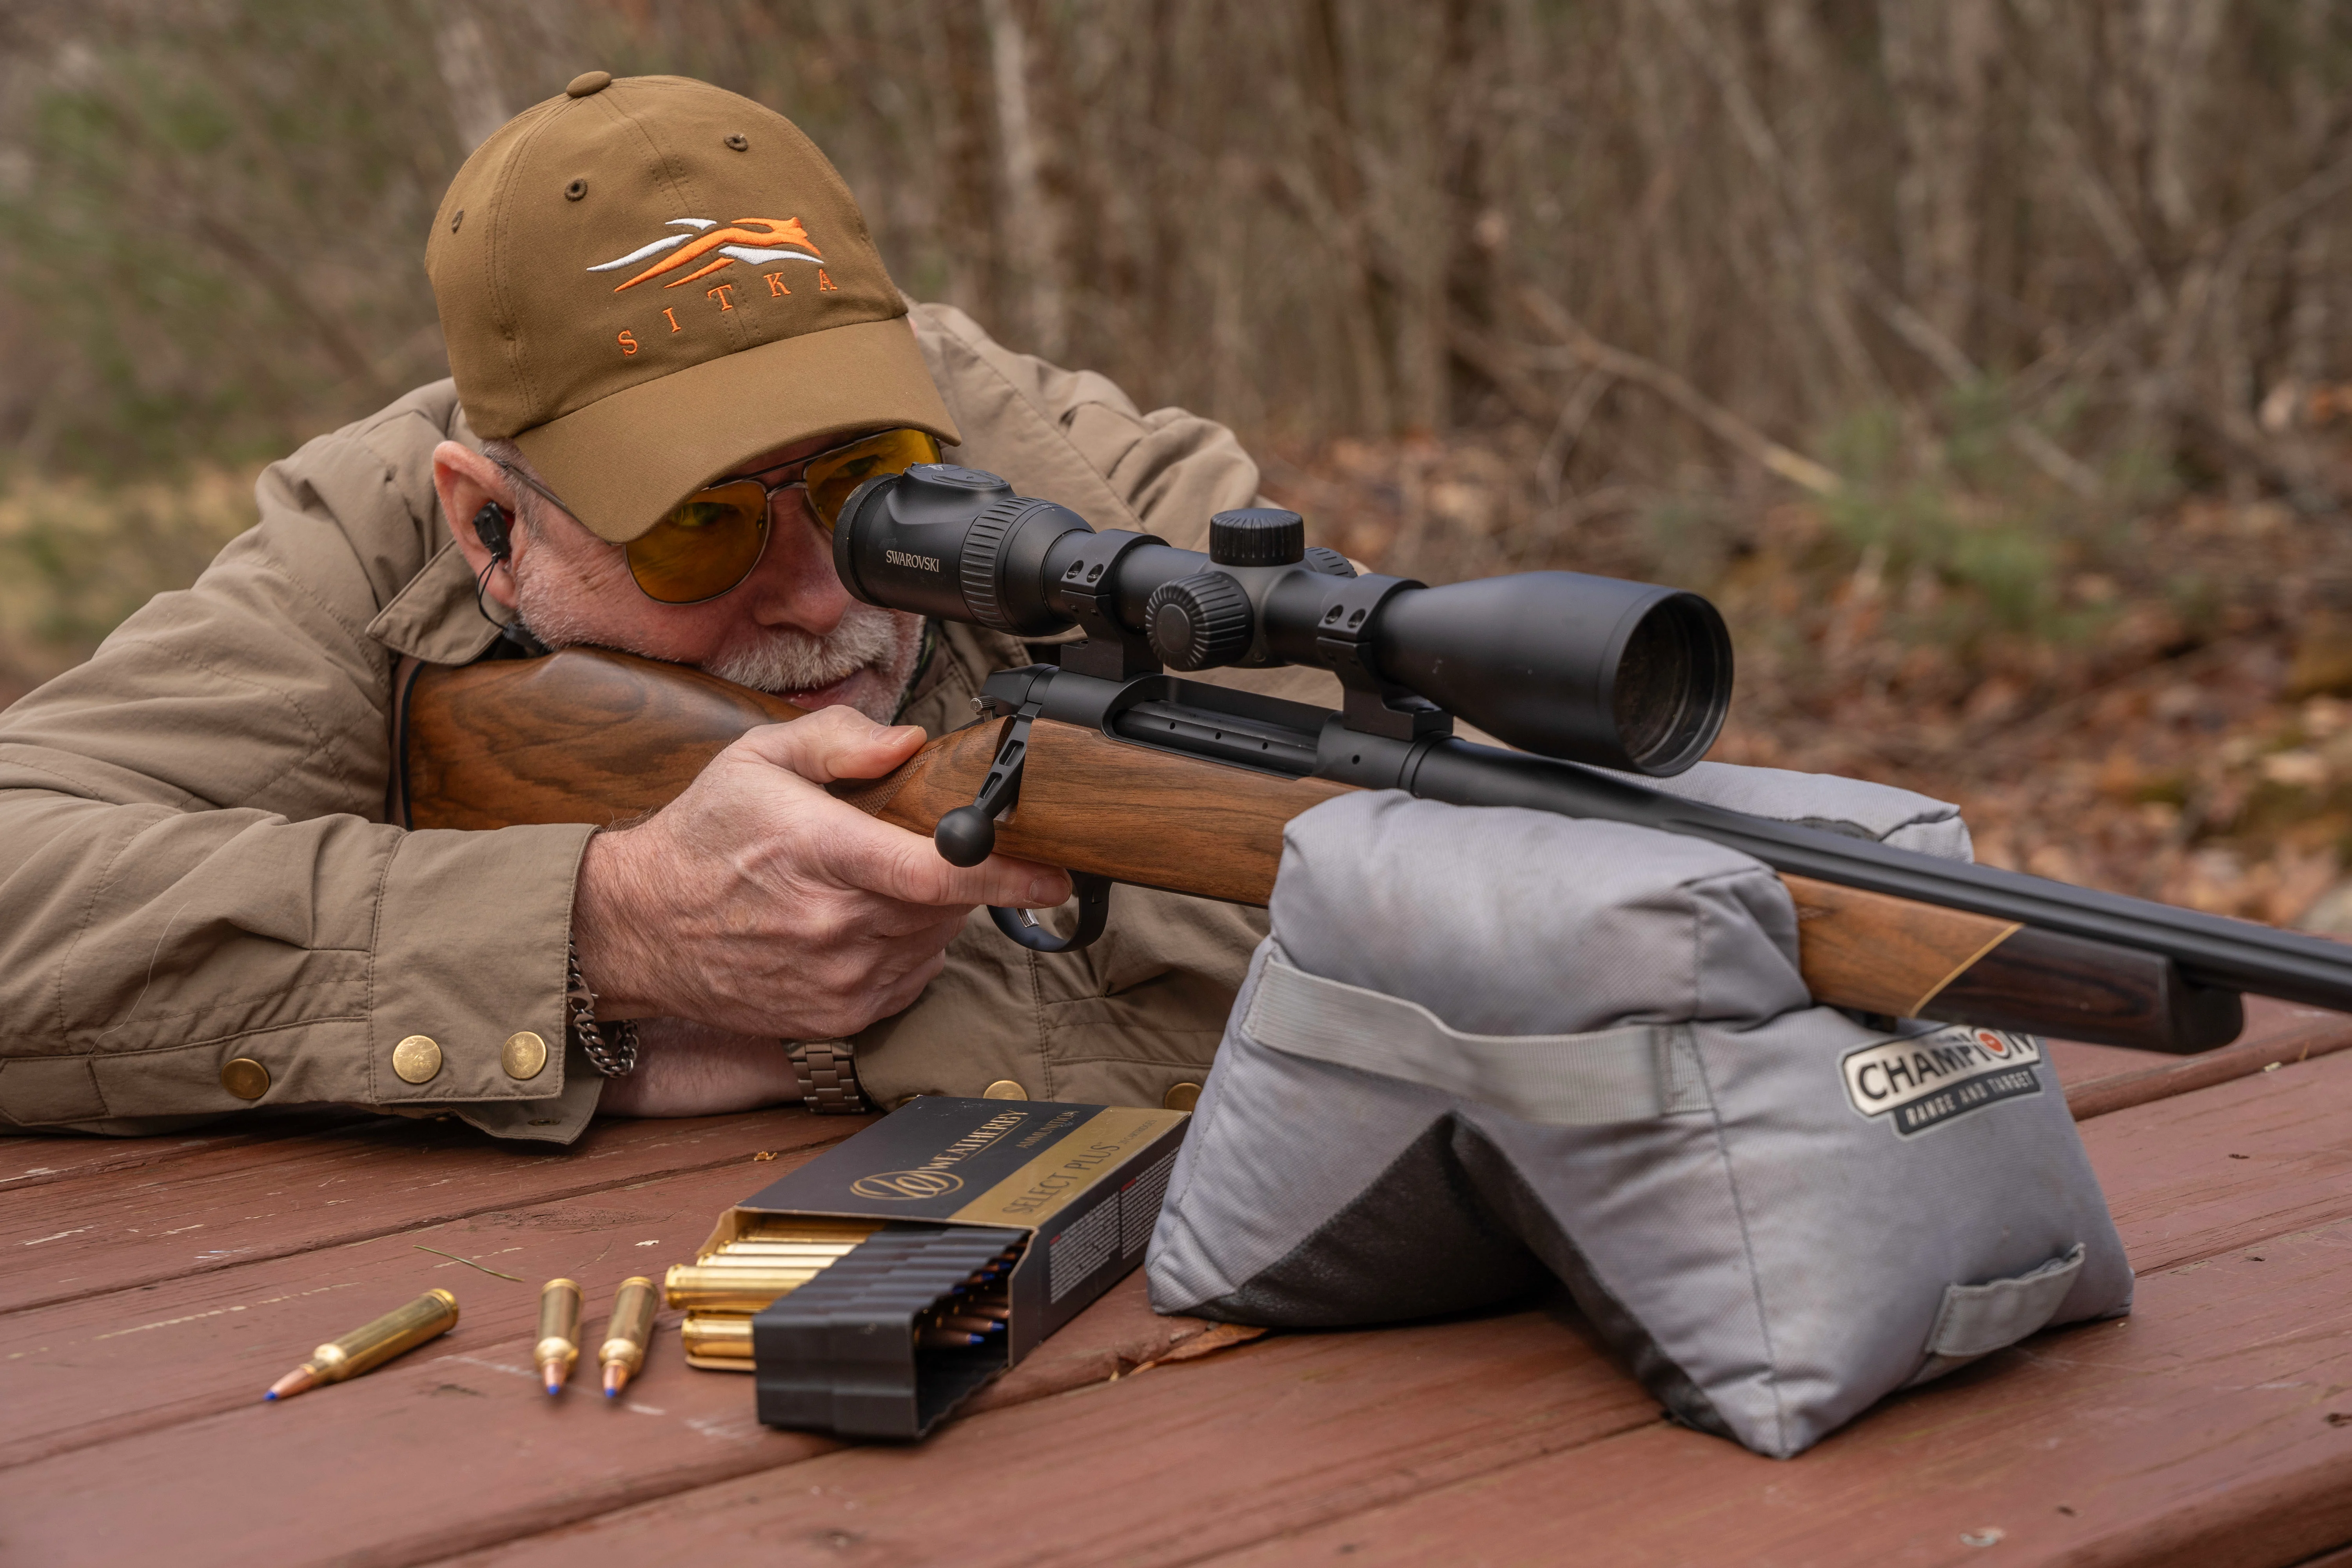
1840;1024;2043;1137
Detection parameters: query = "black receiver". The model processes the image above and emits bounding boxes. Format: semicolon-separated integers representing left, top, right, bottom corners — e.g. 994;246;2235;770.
834;464;1732;776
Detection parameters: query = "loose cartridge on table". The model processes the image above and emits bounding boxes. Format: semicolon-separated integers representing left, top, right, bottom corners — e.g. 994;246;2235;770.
600;1276;659;1397
265;1289;459;1401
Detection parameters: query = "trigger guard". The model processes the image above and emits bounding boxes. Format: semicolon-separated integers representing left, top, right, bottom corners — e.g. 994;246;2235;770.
988;873;1112;953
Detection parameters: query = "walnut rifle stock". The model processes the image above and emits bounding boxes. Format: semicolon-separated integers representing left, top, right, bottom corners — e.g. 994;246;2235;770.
399;648;2270;1053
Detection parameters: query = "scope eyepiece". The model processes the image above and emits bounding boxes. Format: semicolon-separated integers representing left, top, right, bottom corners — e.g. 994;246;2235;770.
834;466;1734;775
833;463;1093;638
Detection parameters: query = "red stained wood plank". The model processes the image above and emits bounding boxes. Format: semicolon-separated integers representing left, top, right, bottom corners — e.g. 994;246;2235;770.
420;1216;2352;1568
962;1269;1235;1419
0;1151;796;1470
1196;1226;2352;1568
2057;996;2352;1120
7;991;2346;1566
381;1033;2352;1567
439;1307;1643;1568
0;1109;370;1195
0;1142;1210;1477
2081;1048;2352;1273
0;1149;1219;1566
0;1108;865;1314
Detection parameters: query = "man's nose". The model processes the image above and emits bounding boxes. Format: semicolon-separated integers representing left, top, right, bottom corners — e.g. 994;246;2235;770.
743;503;848;634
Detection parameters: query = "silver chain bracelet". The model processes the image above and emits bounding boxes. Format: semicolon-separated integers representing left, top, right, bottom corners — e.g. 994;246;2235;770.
566;941;639;1078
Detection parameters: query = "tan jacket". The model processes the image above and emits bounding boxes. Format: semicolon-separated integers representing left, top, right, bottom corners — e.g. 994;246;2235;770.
0;304;1330;1142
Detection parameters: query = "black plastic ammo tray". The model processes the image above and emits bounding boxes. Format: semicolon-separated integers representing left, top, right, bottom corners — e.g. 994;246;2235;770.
753;1222;1028;1439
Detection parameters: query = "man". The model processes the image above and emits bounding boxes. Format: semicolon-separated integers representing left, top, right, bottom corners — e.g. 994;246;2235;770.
0;72;1318;1143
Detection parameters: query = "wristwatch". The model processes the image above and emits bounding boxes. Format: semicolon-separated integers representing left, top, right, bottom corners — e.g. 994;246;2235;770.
789;1040;867;1113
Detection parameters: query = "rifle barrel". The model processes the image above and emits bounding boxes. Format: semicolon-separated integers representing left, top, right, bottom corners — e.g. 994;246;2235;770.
1042;664;2351;1016
1404;740;2352;1015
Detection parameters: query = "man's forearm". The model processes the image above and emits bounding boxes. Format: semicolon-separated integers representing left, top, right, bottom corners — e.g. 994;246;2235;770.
593;1018;804;1116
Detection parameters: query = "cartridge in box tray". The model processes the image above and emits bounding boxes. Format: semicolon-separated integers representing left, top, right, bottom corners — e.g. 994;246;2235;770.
691;1096;1187;1439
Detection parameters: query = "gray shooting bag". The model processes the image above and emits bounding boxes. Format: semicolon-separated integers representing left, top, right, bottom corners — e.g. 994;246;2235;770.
1145;765;2132;1458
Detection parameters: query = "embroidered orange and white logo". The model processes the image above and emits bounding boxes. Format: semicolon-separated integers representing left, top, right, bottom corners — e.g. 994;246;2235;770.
587;216;823;291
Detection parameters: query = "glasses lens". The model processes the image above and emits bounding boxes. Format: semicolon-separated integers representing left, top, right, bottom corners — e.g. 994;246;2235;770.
803;428;942;531
624;480;770;604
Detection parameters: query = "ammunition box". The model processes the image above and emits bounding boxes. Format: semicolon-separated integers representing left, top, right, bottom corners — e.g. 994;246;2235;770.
692;1096;1187;1439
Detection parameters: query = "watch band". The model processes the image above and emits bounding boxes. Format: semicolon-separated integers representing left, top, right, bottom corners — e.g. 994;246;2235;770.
789;1040;867;1113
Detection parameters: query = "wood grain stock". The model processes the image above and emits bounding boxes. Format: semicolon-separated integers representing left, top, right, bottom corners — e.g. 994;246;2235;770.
403;650;806;830
404;648;2239;1051
835;718;1354;904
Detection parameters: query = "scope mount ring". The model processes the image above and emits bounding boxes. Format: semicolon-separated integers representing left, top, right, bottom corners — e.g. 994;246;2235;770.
1048;529;1164;681
1310;573;1454;743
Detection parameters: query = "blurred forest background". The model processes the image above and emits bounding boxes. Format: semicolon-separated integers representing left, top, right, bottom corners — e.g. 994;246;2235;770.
2;0;2351;925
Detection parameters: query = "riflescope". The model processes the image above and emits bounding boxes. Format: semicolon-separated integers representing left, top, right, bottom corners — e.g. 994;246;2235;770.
834;463;1733;775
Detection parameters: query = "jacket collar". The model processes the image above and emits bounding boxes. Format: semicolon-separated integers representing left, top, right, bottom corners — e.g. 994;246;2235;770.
365;541;507;665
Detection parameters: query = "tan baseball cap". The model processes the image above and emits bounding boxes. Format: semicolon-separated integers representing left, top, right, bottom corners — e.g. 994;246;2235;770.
425;71;960;544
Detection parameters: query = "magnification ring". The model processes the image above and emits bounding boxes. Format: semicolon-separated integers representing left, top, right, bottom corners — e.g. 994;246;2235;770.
956;496;1043;633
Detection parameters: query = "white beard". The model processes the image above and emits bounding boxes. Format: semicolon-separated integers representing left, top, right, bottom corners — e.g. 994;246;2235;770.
514;566;924;724
702;599;922;719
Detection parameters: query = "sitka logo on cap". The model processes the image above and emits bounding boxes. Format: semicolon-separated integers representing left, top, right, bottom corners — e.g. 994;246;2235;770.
1840;1024;2043;1138
588;216;824;291
851;1168;965;1201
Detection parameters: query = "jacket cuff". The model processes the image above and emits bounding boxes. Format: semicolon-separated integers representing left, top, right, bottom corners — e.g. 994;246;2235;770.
366;822;598;1117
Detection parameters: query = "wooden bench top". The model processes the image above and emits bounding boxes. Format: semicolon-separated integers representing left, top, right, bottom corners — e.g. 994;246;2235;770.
5;995;2350;1567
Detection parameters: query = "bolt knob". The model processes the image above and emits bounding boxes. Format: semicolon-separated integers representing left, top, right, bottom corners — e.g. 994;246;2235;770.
1146;572;1254;670
1209;508;1306;566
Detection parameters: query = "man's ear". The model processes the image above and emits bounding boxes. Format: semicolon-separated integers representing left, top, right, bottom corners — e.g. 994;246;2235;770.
433;441;523;610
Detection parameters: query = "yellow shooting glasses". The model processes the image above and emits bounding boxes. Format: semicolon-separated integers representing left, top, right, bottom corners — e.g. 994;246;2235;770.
495;427;940;606
625;427;941;604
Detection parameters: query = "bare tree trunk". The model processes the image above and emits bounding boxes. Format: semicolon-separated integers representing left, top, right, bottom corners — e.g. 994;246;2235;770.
1297;0;1393;433
1660;0;1886;417
982;0;1064;359
2134;0;2229;243
1878;0;2000;355
432;4;510;153
926;0;1000;331
2287;0;2339;394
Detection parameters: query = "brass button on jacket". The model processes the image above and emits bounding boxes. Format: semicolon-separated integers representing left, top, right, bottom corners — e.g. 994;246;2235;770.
1163;1082;1203;1113
982;1079;1027;1100
391;1034;444;1085
502;1030;549;1081
220;1058;270;1100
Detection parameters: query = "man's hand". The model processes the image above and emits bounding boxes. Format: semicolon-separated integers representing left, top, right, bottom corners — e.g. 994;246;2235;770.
572;707;1071;1040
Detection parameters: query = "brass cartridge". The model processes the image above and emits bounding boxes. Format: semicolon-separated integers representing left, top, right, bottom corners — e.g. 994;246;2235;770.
681;1312;755;1372
535;1278;583;1395
664;1263;834;1310
704;1239;865;1255
692;1249;857;1267
598;1276;659;1398
264;1289;459;1400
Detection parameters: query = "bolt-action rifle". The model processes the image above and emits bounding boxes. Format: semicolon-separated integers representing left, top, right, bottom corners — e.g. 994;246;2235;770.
399;464;2352;1054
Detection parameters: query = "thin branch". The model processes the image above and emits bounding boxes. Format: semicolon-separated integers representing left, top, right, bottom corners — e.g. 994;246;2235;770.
1514;286;1842;496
